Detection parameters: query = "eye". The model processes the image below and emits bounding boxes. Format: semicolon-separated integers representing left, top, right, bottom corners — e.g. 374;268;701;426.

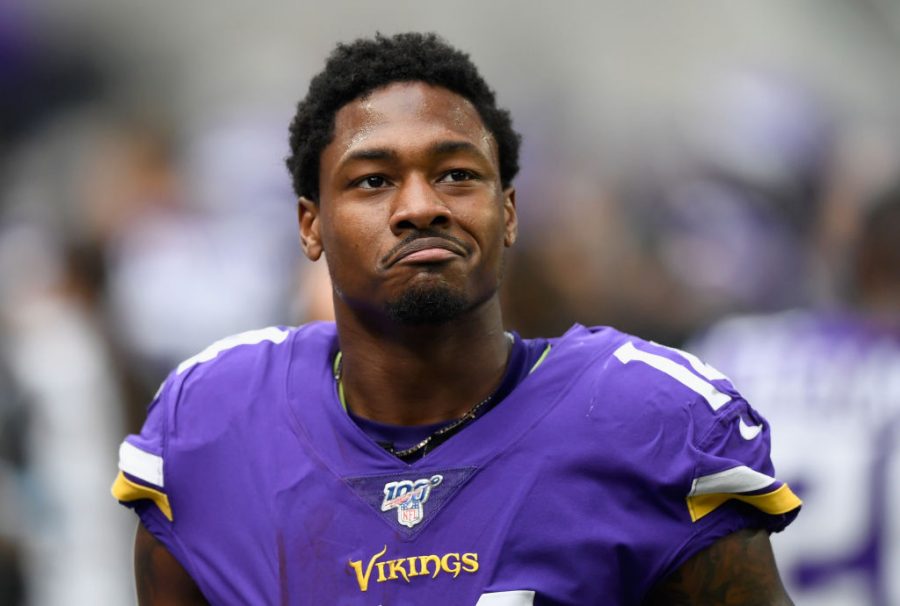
357;175;389;189
438;169;476;183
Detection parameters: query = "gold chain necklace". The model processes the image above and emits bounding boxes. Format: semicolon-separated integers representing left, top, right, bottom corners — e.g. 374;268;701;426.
333;333;514;461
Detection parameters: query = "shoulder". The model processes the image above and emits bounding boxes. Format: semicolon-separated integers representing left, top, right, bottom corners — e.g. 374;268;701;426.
172;322;335;386
545;323;801;521
113;322;337;516
122;322;336;468
548;324;740;437
160;321;334;433
160;322;329;402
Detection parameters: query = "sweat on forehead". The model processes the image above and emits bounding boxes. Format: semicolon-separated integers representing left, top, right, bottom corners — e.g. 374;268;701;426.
321;82;500;181
336;82;492;148
285;32;521;202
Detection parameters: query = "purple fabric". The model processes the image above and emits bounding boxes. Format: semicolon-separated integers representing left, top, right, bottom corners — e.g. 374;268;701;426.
118;322;797;605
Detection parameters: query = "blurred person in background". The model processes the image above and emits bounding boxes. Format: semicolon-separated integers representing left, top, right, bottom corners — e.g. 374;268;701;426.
690;178;900;606
506;70;836;347
0;113;139;605
616;70;835;343
2;100;328;606
98;115;308;399
0;357;28;605
0;7;137;602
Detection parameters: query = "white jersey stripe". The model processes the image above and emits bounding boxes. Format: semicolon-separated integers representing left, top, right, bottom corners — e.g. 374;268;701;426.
689;465;775;497
119;441;164;488
475;590;536;605
176;326;289;375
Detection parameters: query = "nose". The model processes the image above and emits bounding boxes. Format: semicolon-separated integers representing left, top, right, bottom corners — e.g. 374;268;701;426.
389;175;451;235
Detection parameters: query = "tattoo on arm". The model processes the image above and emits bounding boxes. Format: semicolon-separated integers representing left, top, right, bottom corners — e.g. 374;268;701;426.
643;528;794;606
134;523;208;605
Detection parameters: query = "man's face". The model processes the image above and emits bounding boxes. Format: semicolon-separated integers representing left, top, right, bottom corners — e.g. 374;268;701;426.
299;81;517;325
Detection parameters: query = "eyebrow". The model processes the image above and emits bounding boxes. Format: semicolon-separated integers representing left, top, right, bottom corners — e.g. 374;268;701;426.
429;140;484;157
342;148;399;164
340;140;488;168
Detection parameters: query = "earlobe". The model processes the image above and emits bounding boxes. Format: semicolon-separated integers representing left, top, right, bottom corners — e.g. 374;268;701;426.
298;197;323;261
503;187;518;247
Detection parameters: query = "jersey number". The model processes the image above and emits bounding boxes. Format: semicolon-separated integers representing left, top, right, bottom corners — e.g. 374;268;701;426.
613;341;733;410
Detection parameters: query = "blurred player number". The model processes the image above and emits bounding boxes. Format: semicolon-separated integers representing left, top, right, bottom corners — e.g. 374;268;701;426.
765;405;897;606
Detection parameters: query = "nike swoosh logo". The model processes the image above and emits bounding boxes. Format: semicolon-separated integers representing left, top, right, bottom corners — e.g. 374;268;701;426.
739;417;763;440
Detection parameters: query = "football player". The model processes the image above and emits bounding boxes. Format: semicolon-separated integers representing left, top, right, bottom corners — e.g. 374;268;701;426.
113;32;801;605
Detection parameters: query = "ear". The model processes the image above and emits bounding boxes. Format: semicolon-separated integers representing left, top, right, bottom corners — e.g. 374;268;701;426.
502;187;518;247
298;197;323;261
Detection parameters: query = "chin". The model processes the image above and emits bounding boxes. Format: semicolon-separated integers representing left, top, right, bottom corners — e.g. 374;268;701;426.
385;284;470;325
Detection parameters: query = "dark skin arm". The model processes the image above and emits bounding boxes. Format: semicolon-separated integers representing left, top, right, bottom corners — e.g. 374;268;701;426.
134;523;208;605
643;528;793;606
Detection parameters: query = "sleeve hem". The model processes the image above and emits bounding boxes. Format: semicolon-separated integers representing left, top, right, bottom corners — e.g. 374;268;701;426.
134;502;211;601
657;499;800;588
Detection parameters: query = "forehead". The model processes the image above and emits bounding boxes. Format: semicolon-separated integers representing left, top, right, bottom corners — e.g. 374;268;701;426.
326;81;496;165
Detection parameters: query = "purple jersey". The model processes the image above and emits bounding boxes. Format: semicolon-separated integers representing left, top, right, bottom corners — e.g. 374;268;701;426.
112;323;800;605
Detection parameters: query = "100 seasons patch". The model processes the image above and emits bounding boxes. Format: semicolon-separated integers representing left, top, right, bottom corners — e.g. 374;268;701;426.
349;546;479;591
381;475;443;528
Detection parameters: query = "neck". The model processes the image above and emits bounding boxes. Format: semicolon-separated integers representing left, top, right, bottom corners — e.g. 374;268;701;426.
333;297;511;426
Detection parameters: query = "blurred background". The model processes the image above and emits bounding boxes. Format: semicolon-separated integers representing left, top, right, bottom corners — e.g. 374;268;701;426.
1;1;899;604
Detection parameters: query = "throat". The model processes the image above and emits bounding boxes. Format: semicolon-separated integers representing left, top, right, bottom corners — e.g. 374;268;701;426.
333;331;516;426
334;332;549;461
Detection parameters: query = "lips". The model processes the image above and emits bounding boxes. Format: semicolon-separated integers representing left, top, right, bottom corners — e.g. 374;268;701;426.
384;236;467;267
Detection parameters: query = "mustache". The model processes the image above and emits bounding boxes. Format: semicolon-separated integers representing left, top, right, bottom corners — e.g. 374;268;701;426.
380;229;469;266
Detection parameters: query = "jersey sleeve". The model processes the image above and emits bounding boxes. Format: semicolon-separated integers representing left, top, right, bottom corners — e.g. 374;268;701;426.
612;337;801;528
605;336;801;587
109;326;296;604
686;397;800;528
110;367;212;596
111;376;175;523
110;325;291;526
644;344;802;586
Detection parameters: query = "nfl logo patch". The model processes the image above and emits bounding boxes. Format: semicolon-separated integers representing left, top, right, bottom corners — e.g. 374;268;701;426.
381;475;443;528
399;501;423;526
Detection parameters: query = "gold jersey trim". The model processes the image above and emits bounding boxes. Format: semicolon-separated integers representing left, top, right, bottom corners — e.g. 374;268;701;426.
111;471;173;521
686;482;802;522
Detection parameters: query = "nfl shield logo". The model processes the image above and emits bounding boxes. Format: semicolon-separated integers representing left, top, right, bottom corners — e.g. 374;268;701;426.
398;500;423;526
381;475;443;528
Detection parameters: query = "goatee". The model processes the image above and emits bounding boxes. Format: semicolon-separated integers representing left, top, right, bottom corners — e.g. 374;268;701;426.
385;284;468;325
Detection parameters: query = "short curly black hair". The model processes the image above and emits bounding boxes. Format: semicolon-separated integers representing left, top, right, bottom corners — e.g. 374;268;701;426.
286;32;521;202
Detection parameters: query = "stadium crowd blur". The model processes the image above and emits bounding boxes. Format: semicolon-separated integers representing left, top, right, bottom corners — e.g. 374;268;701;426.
1;3;899;605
